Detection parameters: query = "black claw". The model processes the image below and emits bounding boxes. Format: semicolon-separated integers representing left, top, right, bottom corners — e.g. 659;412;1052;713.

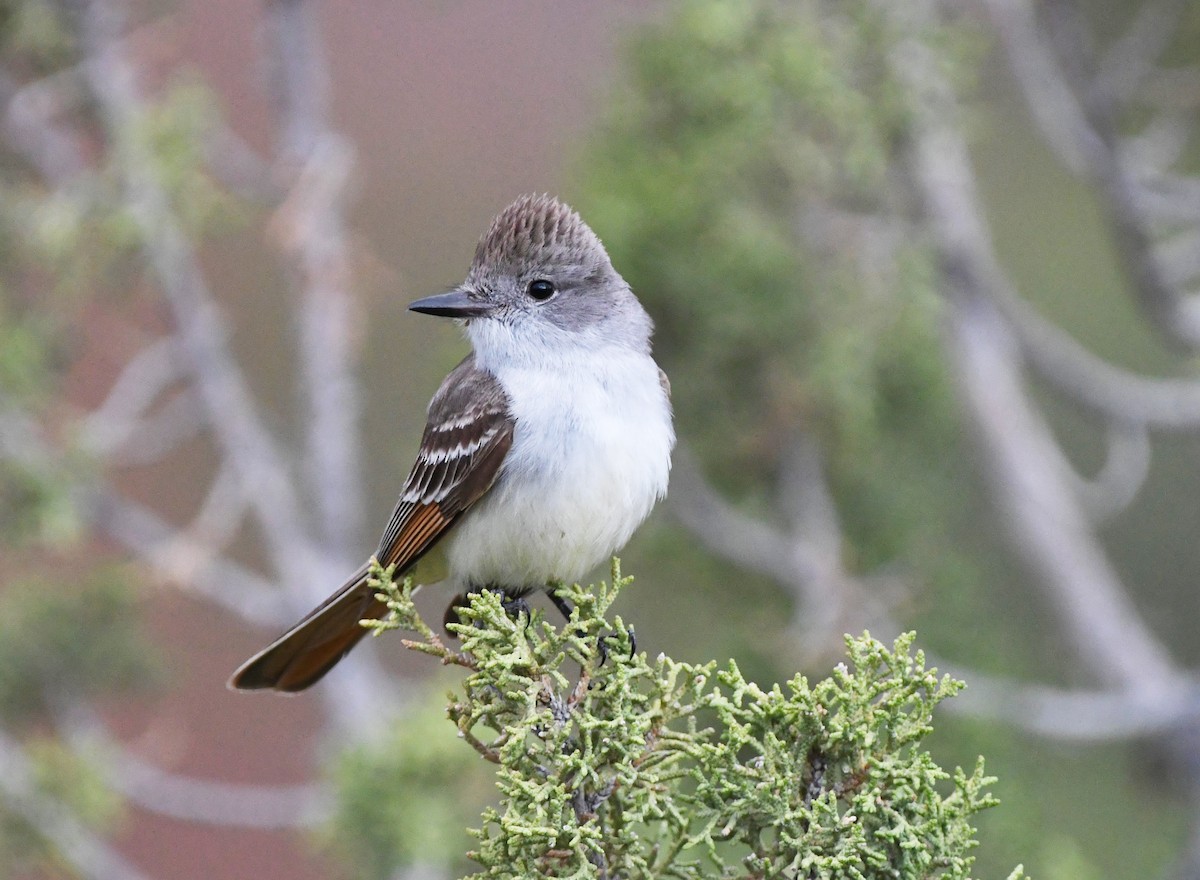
501;593;532;620
596;626;635;667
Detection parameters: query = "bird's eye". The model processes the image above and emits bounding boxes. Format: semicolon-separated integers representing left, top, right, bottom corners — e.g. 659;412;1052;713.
527;279;556;301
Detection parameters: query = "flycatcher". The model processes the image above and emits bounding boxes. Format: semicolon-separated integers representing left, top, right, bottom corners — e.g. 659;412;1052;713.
230;194;675;692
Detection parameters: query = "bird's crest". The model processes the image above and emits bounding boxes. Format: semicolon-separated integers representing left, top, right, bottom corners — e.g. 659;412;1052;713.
473;194;607;273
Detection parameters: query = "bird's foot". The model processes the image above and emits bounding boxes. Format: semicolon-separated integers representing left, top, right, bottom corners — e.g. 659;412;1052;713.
442;586;533;636
597;624;636;667
544;587;635;665
497;589;532;621
547;588;574;623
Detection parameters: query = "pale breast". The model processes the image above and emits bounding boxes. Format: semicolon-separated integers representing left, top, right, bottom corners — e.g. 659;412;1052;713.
444;351;673;589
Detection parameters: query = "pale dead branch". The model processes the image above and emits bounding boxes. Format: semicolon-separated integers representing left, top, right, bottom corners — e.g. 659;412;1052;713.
893;0;1182;693
62;705;332;829
82;0;317;597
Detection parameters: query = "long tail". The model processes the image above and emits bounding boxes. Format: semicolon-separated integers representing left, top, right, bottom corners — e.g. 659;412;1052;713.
228;562;386;692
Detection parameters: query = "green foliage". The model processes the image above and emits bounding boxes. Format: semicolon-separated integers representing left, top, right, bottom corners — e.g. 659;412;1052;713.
0;455;79;544
0;71;235;302
0;301;52;401
342;560;1018;879
574;0;990;618
0;0;77;73
324;690;492;879
0;736;123;874
0;568;161;724
132;73;241;235
578;0;939;465
25;736;121;828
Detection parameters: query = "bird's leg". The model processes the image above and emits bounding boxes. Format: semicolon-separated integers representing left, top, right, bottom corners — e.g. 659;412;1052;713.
442;585;532;636
546;588;575;623
545;587;636;665
442;593;469;634
496;587;532;621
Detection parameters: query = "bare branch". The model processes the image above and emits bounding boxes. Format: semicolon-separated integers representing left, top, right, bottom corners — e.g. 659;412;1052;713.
81;337;189;458
994;0;1200;349
252;0;406;737
1132;173;1200;226
1158;228;1200;290
980;0;1102;174
62;706;331;829
1094;0;1190;106
99;390;207;467
1142;65;1200;114
668;449;806;589
669;448;889;656
1073;419;1151;523
185;461;248;551
1126;115;1191;180
107;753;330;829
892;0;1181;691
996;287;1200;428
936;659;1200;741
776;432;858;640
951;302;1180;690
201;123;281;204
81;0;317;593
265;0;364;564
2;384;289;628
88;489;290;628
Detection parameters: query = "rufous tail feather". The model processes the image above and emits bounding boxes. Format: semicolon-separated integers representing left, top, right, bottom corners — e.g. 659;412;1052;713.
228;563;386;693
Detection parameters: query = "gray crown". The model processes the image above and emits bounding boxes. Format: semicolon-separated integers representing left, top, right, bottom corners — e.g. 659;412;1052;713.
472;194;609;276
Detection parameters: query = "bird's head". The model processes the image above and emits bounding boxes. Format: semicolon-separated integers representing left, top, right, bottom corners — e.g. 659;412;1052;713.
408;195;651;366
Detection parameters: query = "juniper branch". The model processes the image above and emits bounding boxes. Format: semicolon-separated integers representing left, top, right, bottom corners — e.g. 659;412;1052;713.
361;559;1019;880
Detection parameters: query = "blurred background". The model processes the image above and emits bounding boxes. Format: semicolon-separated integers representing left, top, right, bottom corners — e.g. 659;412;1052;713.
0;0;1197;877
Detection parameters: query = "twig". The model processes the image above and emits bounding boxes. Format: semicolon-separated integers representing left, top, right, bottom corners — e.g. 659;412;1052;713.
1094;0;1190;104
936;657;1200;741
670;447;892;658
1072;418;1150;523
890;0;1181;692
88;488;290;627
995;285;1200;429
81;0;317;596
992;0;1200;350
980;0;1102;174
97;390;206;467
668;449;813;590
264;0;364;565
80;337;189;459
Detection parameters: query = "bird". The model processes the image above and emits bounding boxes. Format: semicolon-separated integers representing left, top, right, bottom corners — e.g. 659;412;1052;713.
229;194;675;692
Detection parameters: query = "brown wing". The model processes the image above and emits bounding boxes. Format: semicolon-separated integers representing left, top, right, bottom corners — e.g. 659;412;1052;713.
374;355;515;571
228;356;513;692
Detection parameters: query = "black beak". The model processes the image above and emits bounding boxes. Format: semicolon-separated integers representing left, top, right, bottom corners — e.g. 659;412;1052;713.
408;289;492;318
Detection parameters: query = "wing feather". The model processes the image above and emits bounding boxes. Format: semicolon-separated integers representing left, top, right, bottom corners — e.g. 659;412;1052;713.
375;355;514;571
229;354;513;692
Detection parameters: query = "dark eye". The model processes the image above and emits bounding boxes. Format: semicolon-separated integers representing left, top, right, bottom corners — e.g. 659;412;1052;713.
527;279;556;301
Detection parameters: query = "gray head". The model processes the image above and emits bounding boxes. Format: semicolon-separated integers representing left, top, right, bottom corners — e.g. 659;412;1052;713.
408;195;652;366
